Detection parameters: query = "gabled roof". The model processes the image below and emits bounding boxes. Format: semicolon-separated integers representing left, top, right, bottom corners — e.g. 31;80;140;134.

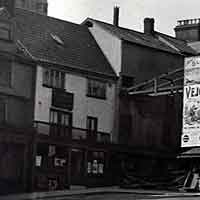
8;9;117;78
84;18;197;56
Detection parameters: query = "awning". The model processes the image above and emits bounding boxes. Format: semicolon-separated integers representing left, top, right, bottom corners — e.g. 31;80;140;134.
177;148;200;158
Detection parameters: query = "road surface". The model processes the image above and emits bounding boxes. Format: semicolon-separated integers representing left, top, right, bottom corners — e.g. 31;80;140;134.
41;193;200;200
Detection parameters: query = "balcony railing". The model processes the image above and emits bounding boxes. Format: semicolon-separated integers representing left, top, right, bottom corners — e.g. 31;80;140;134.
34;121;111;143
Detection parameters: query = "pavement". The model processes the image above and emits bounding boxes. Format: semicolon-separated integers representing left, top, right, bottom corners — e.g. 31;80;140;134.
1;186;200;200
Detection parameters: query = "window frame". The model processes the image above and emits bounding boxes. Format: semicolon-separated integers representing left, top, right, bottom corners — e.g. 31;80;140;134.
87;116;98;133
0;98;6;124
87;78;107;100
50;108;72;127
0;20;12;41
0;60;12;88
36;2;48;14
43;68;65;90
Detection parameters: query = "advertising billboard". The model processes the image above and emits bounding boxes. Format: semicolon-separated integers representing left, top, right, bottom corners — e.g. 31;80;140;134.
182;56;200;147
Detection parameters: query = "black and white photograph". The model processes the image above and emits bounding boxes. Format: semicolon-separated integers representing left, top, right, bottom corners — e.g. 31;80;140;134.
1;0;200;199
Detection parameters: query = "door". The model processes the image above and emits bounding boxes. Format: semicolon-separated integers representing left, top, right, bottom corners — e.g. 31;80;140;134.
0;143;25;194
70;149;85;185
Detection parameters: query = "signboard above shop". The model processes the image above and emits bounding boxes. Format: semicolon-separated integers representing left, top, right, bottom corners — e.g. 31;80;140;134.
52;89;74;110
182;56;200;147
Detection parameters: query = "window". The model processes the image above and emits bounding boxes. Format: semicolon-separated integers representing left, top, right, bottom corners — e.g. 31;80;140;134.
17;0;25;8
0;21;11;41
87;79;106;99
0;99;5;124
87;116;98;132
87;151;105;175
50;109;72;127
0;60;11;87
36;2;48;14
43;68;65;89
51;34;64;45
121;75;134;88
50;109;72;137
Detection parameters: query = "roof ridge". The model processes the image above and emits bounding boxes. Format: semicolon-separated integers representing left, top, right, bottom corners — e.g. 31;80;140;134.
87;18;192;43
87;17;146;35
86;18;196;55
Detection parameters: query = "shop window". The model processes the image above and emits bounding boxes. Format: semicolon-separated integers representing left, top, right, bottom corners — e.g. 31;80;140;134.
36;144;67;169
87;151;105;175
87;79;106;99
35;144;67;190
43;68;65;89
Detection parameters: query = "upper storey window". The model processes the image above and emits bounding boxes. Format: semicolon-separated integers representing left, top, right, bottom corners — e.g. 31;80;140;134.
36;2;48;15
87;79;106;99
16;0;26;8
0;21;12;41
43;68;65;89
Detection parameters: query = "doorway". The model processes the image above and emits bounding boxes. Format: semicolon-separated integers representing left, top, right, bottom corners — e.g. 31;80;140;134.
71;149;85;185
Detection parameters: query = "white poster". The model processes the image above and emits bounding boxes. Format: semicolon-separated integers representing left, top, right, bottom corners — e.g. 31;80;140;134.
182;56;200;147
35;155;42;167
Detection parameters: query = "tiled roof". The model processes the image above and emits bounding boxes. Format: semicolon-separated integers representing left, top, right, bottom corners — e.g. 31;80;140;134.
188;41;200;54
85;18;196;55
12;9;116;78
155;32;197;55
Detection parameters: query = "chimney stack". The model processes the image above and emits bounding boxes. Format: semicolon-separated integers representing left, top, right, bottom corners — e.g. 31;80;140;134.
0;0;15;16
174;19;200;41
144;18;155;35
113;6;119;26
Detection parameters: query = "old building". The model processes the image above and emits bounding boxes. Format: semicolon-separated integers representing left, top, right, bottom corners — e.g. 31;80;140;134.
0;6;36;194
15;0;48;15
83;8;195;144
0;1;198;193
0;0;48;15
0;0;119;193
83;8;197;181
174;18;200;55
174;19;200;190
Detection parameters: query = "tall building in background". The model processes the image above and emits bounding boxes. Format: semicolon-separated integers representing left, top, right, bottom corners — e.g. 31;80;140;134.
15;0;48;15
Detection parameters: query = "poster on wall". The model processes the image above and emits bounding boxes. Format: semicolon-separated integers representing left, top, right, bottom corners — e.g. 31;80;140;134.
182;56;200;147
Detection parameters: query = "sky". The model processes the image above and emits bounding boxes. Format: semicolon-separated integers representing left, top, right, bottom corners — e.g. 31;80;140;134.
48;0;200;37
